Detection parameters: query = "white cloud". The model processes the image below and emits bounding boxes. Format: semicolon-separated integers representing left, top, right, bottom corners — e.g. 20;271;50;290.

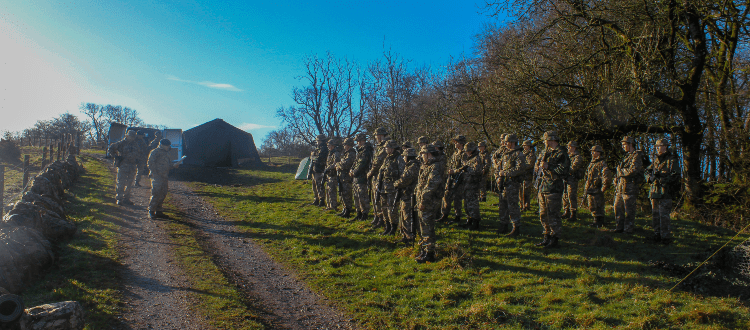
238;123;276;131
167;75;243;92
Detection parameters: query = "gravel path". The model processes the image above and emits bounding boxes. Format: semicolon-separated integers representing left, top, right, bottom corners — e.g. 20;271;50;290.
169;180;359;330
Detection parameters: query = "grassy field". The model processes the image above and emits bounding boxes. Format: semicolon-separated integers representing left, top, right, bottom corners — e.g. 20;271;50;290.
177;163;750;329
20;155;123;329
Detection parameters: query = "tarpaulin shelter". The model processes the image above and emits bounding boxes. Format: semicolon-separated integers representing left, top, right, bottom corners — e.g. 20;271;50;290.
182;119;262;167
295;157;311;180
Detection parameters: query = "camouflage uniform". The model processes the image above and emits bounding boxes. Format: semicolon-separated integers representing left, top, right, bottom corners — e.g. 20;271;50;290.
309;135;329;206
441;135;467;222
394;148;419;241
416;145;443;257
368;128;389;224
351;134;373;219
645;139;681;241
584;146;612;227
134;132;149;186
496;135;527;233
147;140;174;215
478;142;492;201
562;141;585;221
107;130;145;204
520;140;536;210
461;142;484;228
336;138;357;216
614;136;644;233
324;140;341;210
534;131;570;246
377;140;404;235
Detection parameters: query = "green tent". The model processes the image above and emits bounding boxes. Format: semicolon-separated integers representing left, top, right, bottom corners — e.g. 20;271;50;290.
295;157;311;180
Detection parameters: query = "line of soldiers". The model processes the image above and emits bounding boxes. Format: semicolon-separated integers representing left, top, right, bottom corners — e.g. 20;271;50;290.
308;129;682;263
107;129;179;219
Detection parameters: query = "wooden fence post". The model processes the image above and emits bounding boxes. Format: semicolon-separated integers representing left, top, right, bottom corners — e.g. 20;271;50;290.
57;141;62;161
76;132;81;155
42;147;48;168
49;144;54;163
22;155;30;190
0;165;4;218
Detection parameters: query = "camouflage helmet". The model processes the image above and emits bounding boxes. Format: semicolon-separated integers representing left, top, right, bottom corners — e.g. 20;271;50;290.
567;141;579;148
159;138;171;146
402;141;413;149
355;133;368;142
655;139;669;146
420;144;437;154
504;134;518;143
154;130;163;136
500;133;507;140
522;140;533;147
621;136;635;144
126;129;137;137
590;145;604;153
316;134;327;141
543;130;559;141
478;141;487;147
327;137;340;146
404;148;418;157
385;139;400;149
343;138;355;146
432;140;444;149
373;127;388;136
465;142;478;152
452;135;467;144
417;136;430;144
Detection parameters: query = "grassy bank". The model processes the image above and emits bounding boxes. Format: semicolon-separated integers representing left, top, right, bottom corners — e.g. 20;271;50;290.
177;163;750;329
20;155;123;329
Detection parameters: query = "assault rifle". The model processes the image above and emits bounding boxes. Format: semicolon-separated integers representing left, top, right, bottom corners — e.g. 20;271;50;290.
446;165;468;191
532;148;549;190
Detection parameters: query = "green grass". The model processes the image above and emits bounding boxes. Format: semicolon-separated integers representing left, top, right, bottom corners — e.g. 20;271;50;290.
178;163;750;329
160;197;266;329
20;155;123;329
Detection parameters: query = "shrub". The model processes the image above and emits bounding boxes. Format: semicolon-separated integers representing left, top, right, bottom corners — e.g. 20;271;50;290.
0;139;21;163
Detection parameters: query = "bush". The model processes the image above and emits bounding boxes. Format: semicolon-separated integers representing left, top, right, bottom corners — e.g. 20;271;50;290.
0;140;21;163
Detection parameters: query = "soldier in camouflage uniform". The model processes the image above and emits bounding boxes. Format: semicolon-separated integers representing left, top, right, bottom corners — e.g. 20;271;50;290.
440;135;467;224
368;128;389;228
147;139;180;219
149;131;162;151
377;140;404;236
324;138;341;211
645;139;681;244
350;133;373;220
134;131;149;187
416;145;443;263
613;136;644;234
478;141;492;202
336;138;357;218
495;134;527;235
394;148;420;243
584;145;612;228
460;142;484;229
309;134;329;207
107;129;145;205
491;133;508;208
520;140;536;211
417;136;430;150
562;141;585;222
533;131;570;248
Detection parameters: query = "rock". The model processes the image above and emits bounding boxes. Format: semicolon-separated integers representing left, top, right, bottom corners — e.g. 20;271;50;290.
3;301;85;330
0;227;54;294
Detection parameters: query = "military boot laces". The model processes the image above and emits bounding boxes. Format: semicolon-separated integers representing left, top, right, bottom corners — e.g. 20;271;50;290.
535;234;550;246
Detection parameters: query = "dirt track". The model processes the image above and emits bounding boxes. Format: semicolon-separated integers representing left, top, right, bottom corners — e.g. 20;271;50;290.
101;156;356;329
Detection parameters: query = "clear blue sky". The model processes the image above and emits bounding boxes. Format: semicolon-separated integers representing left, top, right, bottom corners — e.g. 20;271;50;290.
1;1;503;142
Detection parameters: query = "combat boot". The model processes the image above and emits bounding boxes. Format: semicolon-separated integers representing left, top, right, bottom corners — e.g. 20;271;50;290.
561;209;570;219
156;211;170;219
148;211;157;220
459;218;472;229
311;199;319;206
448;215;462;226
388;223;399;236
589;216;602;228
535;234;550;246
416;251;435;263
568;211;577;222
371;215;380;226
371;216;383;229
354;210;362;220
360;211;369;221
470;218;481;231
497;223;509;234
506;223;520;237
543;235;559;248
380;221;391;235
338;208;350;218
436;213;449;223
416;247;426;260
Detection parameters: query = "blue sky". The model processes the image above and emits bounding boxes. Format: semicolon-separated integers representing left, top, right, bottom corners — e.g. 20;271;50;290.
0;1;502;142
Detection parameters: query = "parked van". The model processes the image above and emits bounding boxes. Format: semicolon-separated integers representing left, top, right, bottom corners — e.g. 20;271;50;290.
106;123;183;162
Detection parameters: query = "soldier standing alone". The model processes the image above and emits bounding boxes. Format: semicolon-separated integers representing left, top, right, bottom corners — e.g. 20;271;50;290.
309;135;329;207
107;129;144;205
613;136;644;234
533;131;570;248
147;139;180;219
336;138;357;218
645;139;680;244
495;134;527;235
350;133;373;220
584;145;612;228
562;141;585;222
416;145;443;263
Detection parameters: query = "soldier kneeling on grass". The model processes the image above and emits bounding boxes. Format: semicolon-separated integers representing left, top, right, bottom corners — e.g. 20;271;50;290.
147;139;180;219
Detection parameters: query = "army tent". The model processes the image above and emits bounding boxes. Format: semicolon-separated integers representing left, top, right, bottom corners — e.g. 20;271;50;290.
182;119;262;167
295;157;311;180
